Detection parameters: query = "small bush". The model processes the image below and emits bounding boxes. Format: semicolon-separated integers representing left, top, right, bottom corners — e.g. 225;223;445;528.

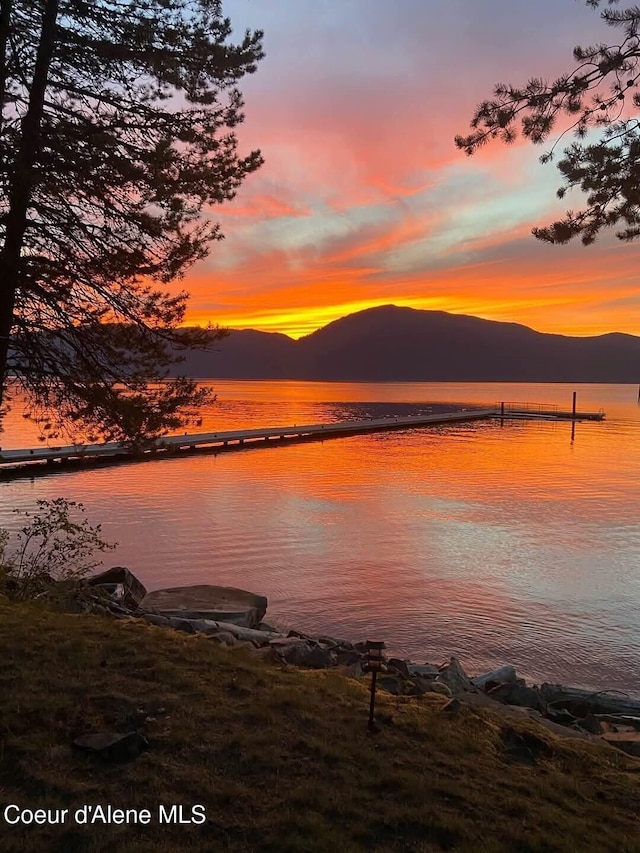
0;498;116;599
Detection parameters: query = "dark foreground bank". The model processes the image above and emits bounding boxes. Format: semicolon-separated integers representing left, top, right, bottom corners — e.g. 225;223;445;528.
1;594;640;853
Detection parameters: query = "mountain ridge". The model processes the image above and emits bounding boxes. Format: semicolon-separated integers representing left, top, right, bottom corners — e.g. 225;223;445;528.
172;305;640;383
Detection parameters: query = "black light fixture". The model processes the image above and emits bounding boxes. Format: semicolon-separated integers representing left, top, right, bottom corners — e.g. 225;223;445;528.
365;639;385;730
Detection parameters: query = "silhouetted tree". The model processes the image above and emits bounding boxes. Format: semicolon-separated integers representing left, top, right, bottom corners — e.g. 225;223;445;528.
0;0;263;444
456;0;640;246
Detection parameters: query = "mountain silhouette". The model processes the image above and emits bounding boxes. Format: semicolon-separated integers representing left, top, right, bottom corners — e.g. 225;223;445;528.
173;305;640;383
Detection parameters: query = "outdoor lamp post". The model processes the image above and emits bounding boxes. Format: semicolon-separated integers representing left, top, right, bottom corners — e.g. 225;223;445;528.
366;639;385;731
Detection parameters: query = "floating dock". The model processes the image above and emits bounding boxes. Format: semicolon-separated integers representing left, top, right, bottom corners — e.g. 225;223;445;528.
0;402;605;478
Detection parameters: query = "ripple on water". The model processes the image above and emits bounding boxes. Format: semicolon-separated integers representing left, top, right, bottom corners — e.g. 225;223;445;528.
1;381;639;694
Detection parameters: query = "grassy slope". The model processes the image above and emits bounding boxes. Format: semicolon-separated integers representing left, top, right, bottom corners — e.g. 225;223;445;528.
1;598;640;853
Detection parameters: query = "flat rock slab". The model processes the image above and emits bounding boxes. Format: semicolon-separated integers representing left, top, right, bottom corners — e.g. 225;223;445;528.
72;731;148;762
140;585;268;629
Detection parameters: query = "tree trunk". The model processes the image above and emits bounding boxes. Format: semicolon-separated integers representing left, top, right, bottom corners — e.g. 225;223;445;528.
0;0;58;407
0;0;14;404
0;0;12;133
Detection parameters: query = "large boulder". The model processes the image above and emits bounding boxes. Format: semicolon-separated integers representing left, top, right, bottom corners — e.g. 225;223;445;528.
87;566;147;610
489;681;546;714
436;657;473;695
472;665;518;691
387;658;411;678
140;585;267;629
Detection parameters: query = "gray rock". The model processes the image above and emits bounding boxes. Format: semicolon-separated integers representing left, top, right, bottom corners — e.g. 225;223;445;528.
407;663;440;678
207;631;237;646
188;618;224;636
140;584;267;629
411;676;438;696
339;662;364;679
595;714;640;731
575;714;603;735
377;675;405;695
486;681;546;713
224;623;282;644
72;731;148;762
429;682;453;698
185;620;282;644
461;692;606;743
142;613;171;628
87;566;147;610
500;726;550;765
173;618;198;634
100;599;134;618
268;638;335;668
436;657;473;694
318;637;353;650
315;636;337;647
142;609;284;645
229;641;258;651
300;645;336;669
335;649;363;667
387;658;411;678
539;684;640;717
548;708;578;727
472;665;518;691
269;639;316;666
286;629;315;641
269;636;310;649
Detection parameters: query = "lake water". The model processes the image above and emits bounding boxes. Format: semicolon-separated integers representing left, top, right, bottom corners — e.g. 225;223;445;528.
1;381;639;695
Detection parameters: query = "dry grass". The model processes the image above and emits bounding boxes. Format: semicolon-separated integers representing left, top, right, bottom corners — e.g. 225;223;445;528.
1;596;640;852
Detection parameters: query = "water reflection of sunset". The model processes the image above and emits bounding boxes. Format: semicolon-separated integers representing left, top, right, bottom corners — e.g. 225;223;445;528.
2;382;639;693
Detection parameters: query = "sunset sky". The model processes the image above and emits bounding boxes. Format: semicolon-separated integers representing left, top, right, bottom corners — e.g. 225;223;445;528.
183;0;640;339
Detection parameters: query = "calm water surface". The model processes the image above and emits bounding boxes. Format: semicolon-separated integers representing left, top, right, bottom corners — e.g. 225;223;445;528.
1;381;639;694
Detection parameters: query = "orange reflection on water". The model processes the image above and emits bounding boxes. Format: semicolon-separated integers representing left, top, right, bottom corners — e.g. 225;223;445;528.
1;382;639;690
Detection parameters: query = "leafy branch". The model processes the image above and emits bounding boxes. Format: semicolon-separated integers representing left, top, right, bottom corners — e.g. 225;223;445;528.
455;0;640;244
0;497;116;600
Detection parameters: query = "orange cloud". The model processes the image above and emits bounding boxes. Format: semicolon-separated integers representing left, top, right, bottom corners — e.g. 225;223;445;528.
175;4;640;342
184;217;640;339
215;193;312;220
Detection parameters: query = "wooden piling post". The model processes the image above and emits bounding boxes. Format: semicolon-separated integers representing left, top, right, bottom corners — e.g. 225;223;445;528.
572;391;577;420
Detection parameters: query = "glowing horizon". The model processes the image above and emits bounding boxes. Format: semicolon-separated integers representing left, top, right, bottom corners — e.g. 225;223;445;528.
184;296;640;341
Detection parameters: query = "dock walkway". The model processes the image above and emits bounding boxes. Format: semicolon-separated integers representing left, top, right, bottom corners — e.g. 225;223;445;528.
0;403;605;477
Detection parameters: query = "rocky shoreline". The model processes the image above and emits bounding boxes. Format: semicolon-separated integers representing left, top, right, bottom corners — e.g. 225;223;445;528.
78;567;640;759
